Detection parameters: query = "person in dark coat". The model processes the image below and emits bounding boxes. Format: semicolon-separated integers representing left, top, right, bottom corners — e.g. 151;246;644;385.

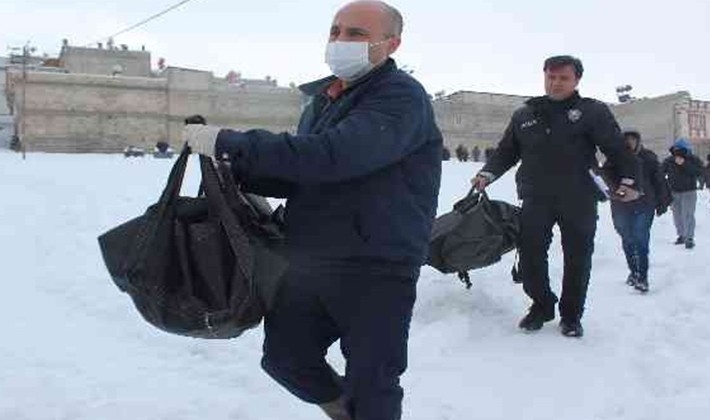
662;138;704;249
182;2;442;419
472;55;640;338
604;130;671;293
472;145;481;162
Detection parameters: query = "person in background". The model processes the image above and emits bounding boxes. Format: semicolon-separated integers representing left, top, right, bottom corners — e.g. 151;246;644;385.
471;55;640;338
472;145;481;162
604;130;671;293
662;138;704;249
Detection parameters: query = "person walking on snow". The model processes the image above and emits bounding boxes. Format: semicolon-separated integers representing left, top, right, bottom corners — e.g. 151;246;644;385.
604;130;671;293
662;138;704;249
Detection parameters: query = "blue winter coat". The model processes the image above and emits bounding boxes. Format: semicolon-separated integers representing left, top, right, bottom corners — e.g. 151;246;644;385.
214;59;443;276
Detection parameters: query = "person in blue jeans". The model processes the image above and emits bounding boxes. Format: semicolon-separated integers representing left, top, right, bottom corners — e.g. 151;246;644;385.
604;130;671;292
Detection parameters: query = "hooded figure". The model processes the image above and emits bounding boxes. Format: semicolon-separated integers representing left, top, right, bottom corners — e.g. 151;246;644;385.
604;130;671;292
662;138;704;248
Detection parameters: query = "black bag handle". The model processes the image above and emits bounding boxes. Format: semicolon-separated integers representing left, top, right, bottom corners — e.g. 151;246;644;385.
453;188;488;213
121;143;192;274
198;155;256;283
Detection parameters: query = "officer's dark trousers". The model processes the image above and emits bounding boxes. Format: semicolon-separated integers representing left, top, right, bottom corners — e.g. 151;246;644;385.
261;265;417;420
519;195;598;321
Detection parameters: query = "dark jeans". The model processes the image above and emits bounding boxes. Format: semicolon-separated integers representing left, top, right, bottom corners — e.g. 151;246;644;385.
261;265;417;420
611;205;654;279
519;195;598;321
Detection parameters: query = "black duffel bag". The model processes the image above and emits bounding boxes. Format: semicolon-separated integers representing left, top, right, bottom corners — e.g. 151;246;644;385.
98;144;287;339
428;189;521;288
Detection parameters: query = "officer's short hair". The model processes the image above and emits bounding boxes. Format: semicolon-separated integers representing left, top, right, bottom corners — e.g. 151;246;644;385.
544;55;584;79
622;130;641;141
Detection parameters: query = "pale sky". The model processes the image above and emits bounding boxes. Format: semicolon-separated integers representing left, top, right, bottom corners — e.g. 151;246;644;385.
2;0;708;102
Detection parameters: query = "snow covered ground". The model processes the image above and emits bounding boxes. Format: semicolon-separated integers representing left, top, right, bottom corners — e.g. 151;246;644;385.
1;151;709;420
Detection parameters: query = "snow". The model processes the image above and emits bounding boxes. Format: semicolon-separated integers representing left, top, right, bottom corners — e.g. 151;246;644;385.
1;152;709;420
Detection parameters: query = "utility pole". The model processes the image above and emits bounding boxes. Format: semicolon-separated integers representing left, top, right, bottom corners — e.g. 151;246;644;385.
9;42;35;158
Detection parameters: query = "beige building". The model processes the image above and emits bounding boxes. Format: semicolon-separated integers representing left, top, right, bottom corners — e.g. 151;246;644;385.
433;90;710;160
6;43;708;158
0;57;12;148
6;45;301;153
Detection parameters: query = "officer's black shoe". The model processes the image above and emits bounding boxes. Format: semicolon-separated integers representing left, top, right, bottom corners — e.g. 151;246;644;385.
625;273;637;286
634;278;649;293
560;319;584;338
518;305;555;331
675;236;686;245
685;238;695;249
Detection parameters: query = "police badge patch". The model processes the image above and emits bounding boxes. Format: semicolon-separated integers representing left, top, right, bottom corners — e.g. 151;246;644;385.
568;109;582;123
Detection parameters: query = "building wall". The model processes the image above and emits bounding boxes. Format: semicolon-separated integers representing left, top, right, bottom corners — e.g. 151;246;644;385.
609;92;688;157
0;57;12;148
433;91;528;152
675;97;710;160
433;90;704;160
59;46;151;77
6;67;301;153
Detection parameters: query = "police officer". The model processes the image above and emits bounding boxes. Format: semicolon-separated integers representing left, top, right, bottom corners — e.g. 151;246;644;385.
472;55;640;338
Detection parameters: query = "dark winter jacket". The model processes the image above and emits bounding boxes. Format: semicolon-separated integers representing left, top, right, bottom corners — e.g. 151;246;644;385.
214;59;443;276
603;142;671;213
661;138;704;193
481;92;637;200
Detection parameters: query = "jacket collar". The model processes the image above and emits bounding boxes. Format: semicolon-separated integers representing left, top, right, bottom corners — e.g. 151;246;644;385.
299;58;398;96
526;91;582;109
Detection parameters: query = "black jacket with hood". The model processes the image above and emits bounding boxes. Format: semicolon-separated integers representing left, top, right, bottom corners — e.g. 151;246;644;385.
603;134;671;213
661;138;704;193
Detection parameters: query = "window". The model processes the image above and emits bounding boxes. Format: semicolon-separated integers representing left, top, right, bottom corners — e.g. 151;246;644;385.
688;113;707;139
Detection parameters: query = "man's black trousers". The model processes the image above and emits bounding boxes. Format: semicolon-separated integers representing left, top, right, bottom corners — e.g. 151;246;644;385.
519;195;598;321
261;265;417;420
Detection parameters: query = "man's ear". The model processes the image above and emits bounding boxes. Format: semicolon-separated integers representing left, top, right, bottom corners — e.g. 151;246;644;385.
388;37;401;55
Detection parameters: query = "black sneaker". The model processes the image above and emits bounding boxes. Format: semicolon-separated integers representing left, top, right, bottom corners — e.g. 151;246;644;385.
634;279;649;293
685;238;695;249
675;236;686;245
625;273;637;286
518;305;555;331
560;319;584;338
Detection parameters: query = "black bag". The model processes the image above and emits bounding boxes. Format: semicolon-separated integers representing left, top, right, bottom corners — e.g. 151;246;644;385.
427;189;521;288
98;144;287;339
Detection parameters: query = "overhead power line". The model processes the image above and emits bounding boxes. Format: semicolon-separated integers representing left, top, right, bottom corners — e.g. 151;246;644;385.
88;0;200;46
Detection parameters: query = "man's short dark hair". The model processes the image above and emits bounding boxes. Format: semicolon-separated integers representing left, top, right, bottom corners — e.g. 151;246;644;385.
544;55;584;79
623;130;641;141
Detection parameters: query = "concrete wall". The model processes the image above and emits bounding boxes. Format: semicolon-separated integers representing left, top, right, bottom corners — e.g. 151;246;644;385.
59;46;151;77
433;90;704;160
609;92;687;157
6;67;301;153
675;97;710;160
0;58;12;148
433;91;528;152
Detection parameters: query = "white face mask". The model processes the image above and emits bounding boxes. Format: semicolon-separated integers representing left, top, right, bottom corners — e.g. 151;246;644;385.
325;41;385;81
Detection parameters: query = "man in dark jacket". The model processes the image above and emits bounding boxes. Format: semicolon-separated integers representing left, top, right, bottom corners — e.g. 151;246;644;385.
472;55;639;338
604;130;671;293
183;2;442;419
662;138;704;249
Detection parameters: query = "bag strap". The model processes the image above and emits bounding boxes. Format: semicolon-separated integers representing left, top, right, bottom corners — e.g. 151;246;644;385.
453;188;488;213
198;155;255;281
156;143;191;208
121;143;191;274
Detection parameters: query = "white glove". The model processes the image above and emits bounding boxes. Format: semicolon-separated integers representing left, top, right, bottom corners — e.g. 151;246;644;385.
182;124;222;156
